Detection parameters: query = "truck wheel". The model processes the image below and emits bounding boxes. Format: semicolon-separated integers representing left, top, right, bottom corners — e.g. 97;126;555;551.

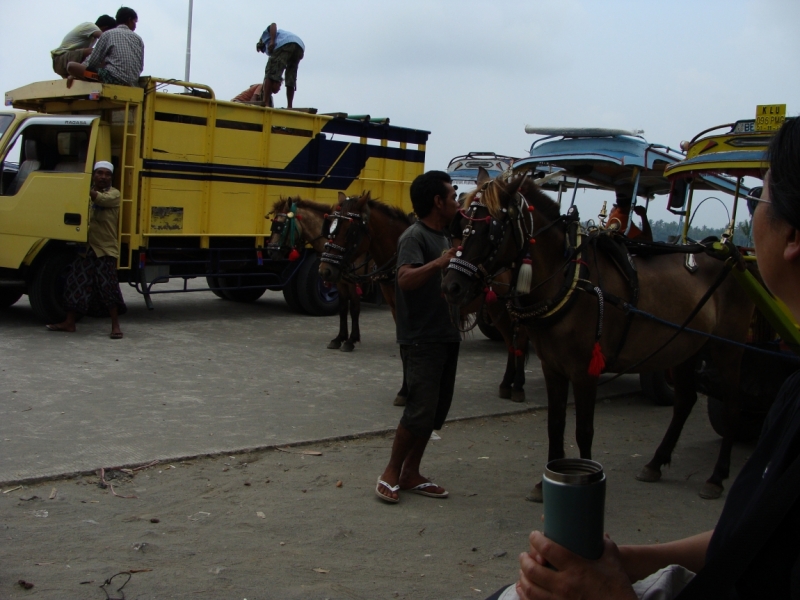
297;255;339;316
206;276;228;300
214;275;267;302
640;371;675;406
477;311;504;341
282;270;307;314
29;252;75;323
0;288;23;308
707;395;763;443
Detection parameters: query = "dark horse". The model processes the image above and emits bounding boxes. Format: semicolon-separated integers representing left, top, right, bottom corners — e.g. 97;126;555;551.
318;191;533;404
442;170;754;500
268;197;367;352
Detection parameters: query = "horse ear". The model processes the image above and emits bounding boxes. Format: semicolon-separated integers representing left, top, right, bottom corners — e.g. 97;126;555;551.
477;166;491;188
338;191;347;203
505;174;525;199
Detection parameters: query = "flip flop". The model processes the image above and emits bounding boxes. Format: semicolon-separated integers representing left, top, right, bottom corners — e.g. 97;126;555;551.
375;478;400;504
45;324;74;332
408;482;448;498
110;332;124;339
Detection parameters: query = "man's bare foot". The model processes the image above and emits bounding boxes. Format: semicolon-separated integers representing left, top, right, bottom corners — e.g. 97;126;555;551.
375;469;400;503
46;322;76;333
66;76;75;89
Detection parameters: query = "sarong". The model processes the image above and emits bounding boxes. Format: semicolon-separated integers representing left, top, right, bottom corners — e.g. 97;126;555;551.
63;248;127;317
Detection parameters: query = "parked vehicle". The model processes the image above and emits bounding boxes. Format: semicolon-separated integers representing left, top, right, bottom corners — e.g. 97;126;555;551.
0;78;428;320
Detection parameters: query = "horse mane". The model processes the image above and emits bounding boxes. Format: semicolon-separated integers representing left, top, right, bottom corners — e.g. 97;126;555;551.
468;175;560;222
366;198;414;225
271;197;333;215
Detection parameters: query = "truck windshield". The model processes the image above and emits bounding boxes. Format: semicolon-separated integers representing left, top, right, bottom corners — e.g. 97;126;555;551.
0;115;13;139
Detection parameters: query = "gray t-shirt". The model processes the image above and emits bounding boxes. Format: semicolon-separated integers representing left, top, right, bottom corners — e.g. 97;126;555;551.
395;221;461;345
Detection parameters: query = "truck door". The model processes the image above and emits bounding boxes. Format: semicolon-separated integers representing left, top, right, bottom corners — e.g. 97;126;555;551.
0;116;98;244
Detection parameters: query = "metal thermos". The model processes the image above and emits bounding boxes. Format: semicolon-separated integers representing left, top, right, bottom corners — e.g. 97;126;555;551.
542;458;606;560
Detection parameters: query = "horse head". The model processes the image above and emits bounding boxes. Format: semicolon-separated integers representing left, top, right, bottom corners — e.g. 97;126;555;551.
442;167;559;306
318;191;372;283
266;197;308;261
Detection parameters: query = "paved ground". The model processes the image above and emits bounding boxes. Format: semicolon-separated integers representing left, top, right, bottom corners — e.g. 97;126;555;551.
0;283;640;485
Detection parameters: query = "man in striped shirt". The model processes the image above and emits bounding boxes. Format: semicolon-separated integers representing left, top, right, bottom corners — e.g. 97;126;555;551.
66;7;144;88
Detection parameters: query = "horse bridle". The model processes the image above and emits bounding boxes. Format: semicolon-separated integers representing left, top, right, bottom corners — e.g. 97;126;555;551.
320;198;370;270
446;183;536;287
267;201;303;255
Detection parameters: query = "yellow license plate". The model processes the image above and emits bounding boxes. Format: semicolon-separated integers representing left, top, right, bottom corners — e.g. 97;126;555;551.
755;104;786;131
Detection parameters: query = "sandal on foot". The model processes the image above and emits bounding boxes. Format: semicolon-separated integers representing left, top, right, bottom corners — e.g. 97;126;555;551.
408;482;448;498
46;324;74;332
110;332;124;339
375;479;400;504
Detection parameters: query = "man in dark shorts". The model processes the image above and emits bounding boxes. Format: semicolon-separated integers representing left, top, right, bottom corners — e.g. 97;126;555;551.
67;7;144;88
256;23;305;109
51;15;117;78
375;171;461;504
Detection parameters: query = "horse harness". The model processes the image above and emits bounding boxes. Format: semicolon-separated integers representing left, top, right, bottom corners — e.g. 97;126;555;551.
320;197;399;285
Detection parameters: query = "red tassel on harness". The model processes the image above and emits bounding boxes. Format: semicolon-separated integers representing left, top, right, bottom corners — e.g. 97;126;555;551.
514;348;524;357
484;287;498;304
588;342;606;377
288;248;301;262
356;284;363;296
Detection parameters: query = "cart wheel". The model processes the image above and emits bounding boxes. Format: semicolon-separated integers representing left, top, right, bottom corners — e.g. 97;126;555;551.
29;251;76;323
707;396;764;443
640;371;675;406
297;255;339;316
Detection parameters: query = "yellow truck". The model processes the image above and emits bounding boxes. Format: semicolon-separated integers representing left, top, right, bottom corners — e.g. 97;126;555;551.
0;78;428;321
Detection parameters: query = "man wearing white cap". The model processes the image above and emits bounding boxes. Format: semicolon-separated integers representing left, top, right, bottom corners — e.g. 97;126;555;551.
46;161;126;338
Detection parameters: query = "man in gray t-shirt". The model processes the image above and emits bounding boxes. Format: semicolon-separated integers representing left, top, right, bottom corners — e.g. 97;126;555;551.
375;171;461;504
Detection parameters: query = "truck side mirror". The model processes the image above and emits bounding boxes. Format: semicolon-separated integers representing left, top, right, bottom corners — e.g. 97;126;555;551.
668;178;689;209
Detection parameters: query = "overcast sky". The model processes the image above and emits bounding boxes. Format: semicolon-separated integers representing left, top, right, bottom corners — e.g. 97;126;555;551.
2;0;798;226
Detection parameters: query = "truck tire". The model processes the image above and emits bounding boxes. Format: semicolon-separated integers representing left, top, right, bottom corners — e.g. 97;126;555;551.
213;275;267;302
707;395;763;443
297;255;339;316
477;311;504;341
640;371;675;406
282;271;307;314
0;288;23;308
29;252;76;323
205;276;228;300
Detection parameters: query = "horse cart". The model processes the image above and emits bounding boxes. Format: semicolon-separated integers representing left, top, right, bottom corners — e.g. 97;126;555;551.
441;119;798;500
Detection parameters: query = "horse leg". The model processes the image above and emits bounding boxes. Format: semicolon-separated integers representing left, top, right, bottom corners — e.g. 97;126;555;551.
572;376;599;459
527;362;570;503
327;287;349;349
637;358;698;483
499;349;515;400
341;287;361;352
511;332;530;403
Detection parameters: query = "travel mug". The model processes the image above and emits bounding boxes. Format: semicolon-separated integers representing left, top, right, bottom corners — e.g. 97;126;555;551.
542;458;606;560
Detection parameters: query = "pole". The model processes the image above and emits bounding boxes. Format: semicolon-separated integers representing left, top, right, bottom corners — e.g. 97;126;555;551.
184;0;193;83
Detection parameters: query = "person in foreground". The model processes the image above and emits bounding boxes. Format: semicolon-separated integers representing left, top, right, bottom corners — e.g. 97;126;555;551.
494;117;800;599
46;161;126;339
375;170;460;503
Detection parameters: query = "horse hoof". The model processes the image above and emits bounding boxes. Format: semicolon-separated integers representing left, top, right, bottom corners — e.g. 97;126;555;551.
499;386;512;400
635;466;662;483
525;482;543;503
340;342;355;352
698;482;723;500
511;390;525;403
327;340;342;350
393;395;407;407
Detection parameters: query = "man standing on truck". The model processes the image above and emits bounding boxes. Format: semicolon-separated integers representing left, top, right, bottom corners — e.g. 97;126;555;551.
51;15;117;79
256;23;304;109
46;162;126;339
374;171;461;504
66;7;144;88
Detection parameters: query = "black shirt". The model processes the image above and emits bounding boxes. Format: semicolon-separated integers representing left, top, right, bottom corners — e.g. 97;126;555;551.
704;369;800;598
395;221;461;345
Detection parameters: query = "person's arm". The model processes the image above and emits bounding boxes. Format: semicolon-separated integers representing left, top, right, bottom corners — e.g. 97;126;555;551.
397;247;456;291
267;23;277;53
83;33;108;71
91;187;120;207
617;531;712;583
632;205;653;240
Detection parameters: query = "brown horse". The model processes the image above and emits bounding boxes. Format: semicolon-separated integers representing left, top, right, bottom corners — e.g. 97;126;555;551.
318;191;533;403
441;170;754;500
267;197;367;352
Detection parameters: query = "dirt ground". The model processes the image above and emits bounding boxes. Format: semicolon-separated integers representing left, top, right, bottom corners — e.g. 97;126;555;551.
0;393;753;600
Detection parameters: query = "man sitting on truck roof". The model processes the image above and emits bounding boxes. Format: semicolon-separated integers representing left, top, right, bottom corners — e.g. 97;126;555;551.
51;15;117;79
231;79;283;107
66;7;144;88
256;23;304;109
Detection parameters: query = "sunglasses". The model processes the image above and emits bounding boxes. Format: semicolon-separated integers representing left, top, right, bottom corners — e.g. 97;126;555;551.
746;187;770;216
